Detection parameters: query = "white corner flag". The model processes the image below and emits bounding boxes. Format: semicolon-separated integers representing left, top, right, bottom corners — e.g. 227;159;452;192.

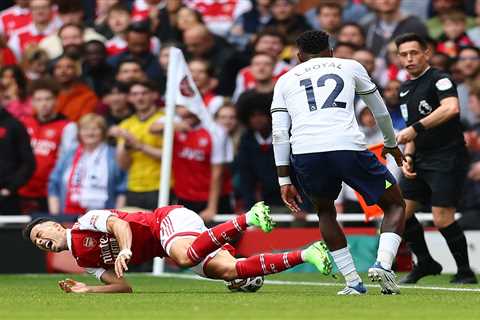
153;47;230;275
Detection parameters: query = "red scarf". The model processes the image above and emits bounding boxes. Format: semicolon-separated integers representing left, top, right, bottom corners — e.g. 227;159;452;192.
64;147;86;215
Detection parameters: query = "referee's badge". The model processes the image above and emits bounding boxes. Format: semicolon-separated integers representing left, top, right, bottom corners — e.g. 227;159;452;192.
400;104;408;121
435;78;453;91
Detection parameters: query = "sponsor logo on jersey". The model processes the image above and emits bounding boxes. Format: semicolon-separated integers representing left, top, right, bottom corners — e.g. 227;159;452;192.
435;78;453;91
399;90;409;97
99;235;120;265
418;100;433;115
83;237;96;248
400;104;408;121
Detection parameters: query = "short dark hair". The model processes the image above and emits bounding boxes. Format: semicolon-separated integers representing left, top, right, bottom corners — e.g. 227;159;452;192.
317;1;343;14
22;218;55;240
128;80;157;92
296;30;330;54
458;45;480;57
28;78;61;96
127;21;151;35
394;33;428;50
118;57;143;71
58;23;84;38
334;41;358;51
254;28;287;47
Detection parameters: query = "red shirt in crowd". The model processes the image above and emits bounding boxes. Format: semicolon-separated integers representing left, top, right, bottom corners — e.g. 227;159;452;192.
19;115;71;198
7;20;59;60
173;126;231;202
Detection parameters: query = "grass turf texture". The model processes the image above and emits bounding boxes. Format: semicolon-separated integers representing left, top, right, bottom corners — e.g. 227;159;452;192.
1;273;479;320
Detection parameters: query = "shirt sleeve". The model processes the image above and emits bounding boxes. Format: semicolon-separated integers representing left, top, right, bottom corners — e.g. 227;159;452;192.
352;61;377;95
77;210;117;233
210;126;229;165
270;76;288;113
85;267;107;281
434;73;458;101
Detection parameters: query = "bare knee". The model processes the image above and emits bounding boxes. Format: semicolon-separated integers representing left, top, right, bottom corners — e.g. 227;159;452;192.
174;255;196;268
218;266;238;281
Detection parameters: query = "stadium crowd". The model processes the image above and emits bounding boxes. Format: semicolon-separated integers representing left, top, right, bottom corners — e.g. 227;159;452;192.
0;0;480;229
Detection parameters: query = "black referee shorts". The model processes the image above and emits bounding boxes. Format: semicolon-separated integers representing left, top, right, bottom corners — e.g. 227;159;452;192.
400;167;467;208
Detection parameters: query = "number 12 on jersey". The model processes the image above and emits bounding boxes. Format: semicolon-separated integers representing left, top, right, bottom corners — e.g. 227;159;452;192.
299;74;346;112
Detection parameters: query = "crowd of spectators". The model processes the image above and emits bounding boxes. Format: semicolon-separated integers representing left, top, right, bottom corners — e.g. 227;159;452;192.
0;0;480;228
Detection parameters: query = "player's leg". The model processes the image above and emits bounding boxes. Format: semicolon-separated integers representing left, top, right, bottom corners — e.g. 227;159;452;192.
341;150;404;294
291;152;365;295
202;242;332;281
186;201;273;265
314;198;366;295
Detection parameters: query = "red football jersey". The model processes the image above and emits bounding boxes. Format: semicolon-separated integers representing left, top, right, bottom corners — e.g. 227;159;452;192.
173;127;230;201
68;206;182;269
19;116;70;197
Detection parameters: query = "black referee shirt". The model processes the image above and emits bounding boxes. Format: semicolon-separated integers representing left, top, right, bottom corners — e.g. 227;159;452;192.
398;67;464;152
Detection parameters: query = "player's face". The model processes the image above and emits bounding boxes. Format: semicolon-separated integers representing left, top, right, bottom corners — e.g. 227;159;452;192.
30;222;67;253
397;41;430;77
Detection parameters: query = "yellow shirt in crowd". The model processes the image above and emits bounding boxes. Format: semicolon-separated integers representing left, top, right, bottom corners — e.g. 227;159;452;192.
119;110;164;192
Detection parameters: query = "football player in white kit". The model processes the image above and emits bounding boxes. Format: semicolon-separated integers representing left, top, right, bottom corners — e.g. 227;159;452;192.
271;30;406;295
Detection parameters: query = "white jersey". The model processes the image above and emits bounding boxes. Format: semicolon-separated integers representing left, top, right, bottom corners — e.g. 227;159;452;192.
271;57;377;154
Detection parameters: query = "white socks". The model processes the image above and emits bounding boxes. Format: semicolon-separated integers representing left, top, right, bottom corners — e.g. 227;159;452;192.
331;247;361;287
377;232;402;270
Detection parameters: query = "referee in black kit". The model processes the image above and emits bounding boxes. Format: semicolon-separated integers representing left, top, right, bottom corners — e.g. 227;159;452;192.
394;33;477;284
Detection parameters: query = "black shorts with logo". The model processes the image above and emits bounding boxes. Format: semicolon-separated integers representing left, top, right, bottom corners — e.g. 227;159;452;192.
400;146;468;208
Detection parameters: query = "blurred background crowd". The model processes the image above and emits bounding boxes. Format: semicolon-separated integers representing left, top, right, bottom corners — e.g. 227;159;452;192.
1;0;480;229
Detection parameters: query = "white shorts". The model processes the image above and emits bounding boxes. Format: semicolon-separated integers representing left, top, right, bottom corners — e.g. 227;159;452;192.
159;207;221;277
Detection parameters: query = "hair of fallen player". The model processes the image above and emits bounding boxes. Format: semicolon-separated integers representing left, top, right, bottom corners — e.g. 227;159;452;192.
296;30;330;55
394;33;428;51
22;218;56;240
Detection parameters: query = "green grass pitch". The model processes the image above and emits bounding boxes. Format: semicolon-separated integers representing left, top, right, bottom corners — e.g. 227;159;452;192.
1;273;479;320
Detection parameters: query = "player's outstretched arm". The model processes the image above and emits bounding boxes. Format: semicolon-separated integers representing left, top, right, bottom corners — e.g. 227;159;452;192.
58;270;133;293
106;216;133;278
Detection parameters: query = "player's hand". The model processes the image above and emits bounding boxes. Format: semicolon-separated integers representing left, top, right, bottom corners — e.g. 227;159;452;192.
382;146;405;167
281;184;303;213
468;161;480;181
402;155;417;179
115;249;132;278
200;207;217;223
58;279;89;293
396;127;417;144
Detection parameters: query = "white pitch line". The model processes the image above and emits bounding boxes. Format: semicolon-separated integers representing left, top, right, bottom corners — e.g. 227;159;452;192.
154;273;480;293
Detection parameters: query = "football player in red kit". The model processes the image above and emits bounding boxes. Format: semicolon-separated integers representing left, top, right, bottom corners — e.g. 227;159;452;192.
23;202;332;293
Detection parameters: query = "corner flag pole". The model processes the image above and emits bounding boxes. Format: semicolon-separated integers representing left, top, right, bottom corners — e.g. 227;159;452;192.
153;47;180;276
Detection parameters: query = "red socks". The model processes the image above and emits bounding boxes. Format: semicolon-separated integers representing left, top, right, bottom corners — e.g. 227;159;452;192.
235;251;304;277
187;214;247;264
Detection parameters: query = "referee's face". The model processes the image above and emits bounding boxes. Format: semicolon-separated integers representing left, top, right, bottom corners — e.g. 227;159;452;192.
397;41;430;78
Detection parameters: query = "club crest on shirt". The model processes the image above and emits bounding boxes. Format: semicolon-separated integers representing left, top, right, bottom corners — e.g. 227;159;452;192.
198;137;208;147
179;76;195;97
83;237;97;248
418;100;432;115
45;129;56;138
